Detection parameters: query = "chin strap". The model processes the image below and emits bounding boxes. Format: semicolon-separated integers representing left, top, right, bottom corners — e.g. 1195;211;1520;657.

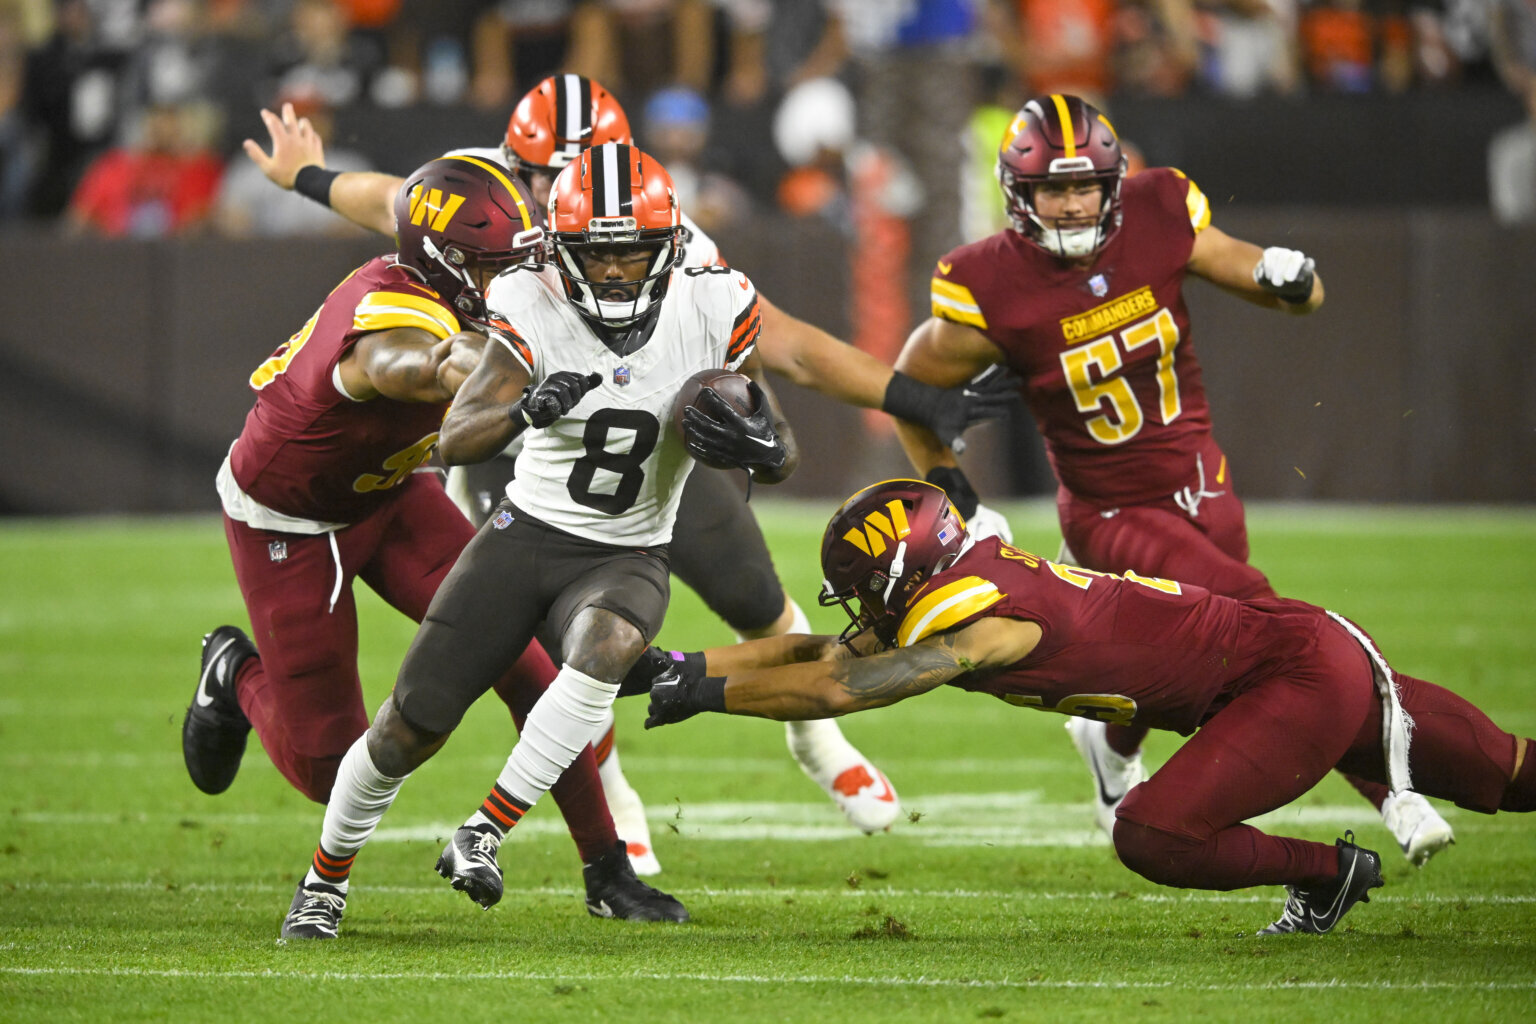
881;541;908;606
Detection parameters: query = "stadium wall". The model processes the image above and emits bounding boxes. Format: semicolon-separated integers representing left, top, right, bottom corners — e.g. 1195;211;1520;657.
3;212;1533;514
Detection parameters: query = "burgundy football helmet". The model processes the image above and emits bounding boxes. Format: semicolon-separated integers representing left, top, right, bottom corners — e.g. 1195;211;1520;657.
503;74;633;182
547;142;683;332
819;479;970;653
393;155;545;327
996;94;1127;259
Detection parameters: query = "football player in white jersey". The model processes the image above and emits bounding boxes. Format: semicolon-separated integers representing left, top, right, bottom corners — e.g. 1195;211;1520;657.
279;144;796;937
245;76;1014;872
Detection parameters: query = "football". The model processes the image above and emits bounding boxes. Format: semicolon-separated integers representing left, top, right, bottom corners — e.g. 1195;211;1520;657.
673;368;757;469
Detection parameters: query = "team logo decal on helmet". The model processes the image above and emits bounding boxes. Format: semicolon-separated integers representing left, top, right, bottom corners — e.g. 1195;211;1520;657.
996;94;1127;259
393;155;546;327
548;143;683;333
819;479;970;653
503;74;633;180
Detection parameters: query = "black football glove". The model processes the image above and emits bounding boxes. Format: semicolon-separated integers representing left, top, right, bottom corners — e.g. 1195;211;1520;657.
644;663;726;729
681;381;787;472
882;366;1020;455
510;370;603;429
616;646;705;698
925;464;979;520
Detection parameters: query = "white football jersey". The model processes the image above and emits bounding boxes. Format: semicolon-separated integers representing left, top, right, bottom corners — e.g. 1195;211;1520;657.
483;262;760;546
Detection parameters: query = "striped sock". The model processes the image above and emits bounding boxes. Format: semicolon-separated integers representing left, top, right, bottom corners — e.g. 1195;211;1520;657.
304;844;355;891
469;782;529;839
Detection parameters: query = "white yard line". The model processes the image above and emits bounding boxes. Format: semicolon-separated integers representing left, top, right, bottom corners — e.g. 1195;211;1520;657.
0;964;1532;992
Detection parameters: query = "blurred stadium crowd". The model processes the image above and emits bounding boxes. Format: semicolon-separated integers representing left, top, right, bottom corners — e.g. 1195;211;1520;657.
0;0;1533;239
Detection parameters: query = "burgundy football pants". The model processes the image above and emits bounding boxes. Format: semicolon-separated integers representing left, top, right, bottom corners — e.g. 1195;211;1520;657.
1114;618;1532;891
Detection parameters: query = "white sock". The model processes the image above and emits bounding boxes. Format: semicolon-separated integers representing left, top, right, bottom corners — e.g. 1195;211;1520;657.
494;665;618;809
786;717;854;778
304;736;409;891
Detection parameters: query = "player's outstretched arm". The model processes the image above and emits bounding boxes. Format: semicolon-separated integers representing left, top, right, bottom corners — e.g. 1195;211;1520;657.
242;103;401;236
438;334;534;464
338;328;484;403
645;617;1041;726
757;297;1015;452
1187;224;1325;315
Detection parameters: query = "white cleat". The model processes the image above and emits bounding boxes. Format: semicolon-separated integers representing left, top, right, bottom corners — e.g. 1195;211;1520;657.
1381;790;1454;867
786;720;900;834
598;746;661;876
1064;717;1146;837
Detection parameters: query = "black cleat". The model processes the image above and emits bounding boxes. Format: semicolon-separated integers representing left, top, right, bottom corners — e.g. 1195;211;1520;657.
1259;831;1384;935
182;626;257;794
279;881;346;940
582;840;690;922
436;825;504;909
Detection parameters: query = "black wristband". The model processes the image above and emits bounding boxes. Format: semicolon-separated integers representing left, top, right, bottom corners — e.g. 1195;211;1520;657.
696;676;727;714
880;371;942;423
507;401;530;427
676;650;707;677
925;465;979;520
293;165;340;207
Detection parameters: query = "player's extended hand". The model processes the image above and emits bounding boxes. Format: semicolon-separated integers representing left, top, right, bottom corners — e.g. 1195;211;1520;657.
616;646;685;698
242;103;327;190
880;366;1020;455
644;662;724;729
1252;247;1316;304
967;503;1014;544
681;382;787;471
515;371;603;428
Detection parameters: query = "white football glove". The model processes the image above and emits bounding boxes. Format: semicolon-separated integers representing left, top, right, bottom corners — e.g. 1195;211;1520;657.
1251;246;1315;304
967;503;1013;544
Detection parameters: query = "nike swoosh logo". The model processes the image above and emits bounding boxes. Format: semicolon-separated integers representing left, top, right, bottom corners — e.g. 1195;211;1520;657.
1311;855;1358;928
937;260;953;275
738;278;750;290
870;771;895;803
1086;742;1123;808
746;435;777;448
195;636;239;707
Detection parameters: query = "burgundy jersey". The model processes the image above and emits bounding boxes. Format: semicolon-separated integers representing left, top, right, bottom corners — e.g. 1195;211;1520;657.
892;537;1325;735
931;168;1216;506
229;256;462;523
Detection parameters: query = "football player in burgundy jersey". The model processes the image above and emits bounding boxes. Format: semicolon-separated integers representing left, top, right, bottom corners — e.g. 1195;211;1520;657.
280;145;794;939
633;480;1535;935
889;93;1453;864
186;156;688;936
240;76;1011;866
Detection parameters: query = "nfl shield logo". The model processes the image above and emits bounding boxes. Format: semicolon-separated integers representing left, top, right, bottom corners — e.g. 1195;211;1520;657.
1089;274;1108;297
491;509;515;530
613;366;631;387
268;540;288;563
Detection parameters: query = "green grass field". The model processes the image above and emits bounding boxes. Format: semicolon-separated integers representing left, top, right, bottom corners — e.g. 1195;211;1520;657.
2;500;1533;1023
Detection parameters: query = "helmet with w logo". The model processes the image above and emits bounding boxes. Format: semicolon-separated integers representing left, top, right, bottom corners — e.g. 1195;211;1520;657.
503;74;632;181
819;479;969;653
393;155;546;327
548;142;683;332
996;94;1126;259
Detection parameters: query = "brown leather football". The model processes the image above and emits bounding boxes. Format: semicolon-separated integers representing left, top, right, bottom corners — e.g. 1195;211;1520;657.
673;368;757;468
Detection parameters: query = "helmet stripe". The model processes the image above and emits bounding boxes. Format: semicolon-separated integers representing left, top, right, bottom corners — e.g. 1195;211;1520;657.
1050;94;1077;158
559;74;590;163
439;154;533;231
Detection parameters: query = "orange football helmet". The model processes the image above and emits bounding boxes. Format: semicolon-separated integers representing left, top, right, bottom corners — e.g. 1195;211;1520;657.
819;479;970;653
503;74;633;180
547;143;683;332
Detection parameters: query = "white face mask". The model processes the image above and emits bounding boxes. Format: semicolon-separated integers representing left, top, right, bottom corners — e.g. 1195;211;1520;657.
1029;215;1100;259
